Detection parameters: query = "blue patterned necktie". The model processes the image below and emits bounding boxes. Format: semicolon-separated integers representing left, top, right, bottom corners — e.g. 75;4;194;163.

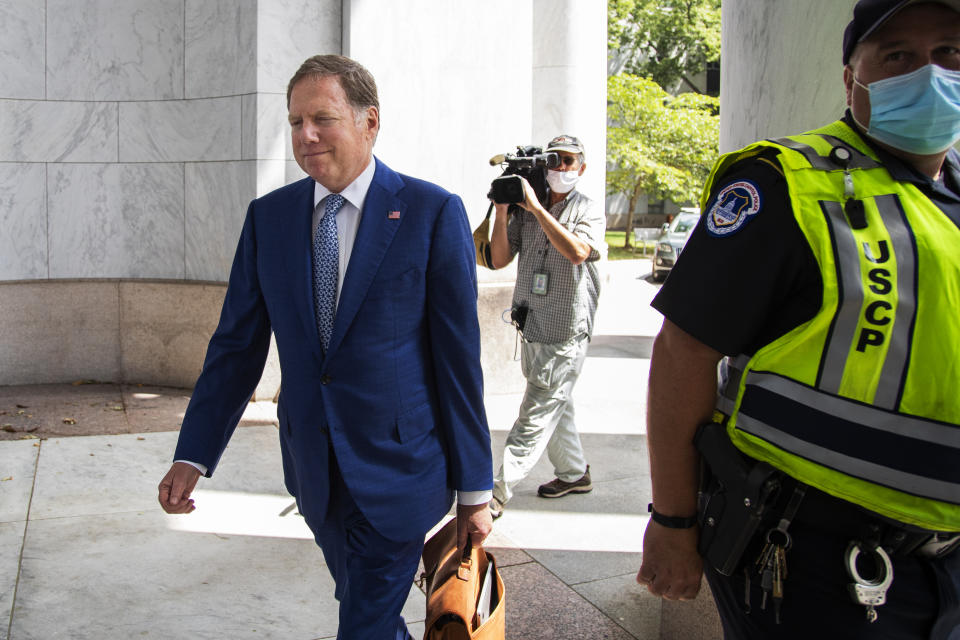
313;194;344;351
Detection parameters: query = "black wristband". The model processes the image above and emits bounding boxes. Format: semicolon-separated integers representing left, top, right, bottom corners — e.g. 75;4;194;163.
648;503;698;529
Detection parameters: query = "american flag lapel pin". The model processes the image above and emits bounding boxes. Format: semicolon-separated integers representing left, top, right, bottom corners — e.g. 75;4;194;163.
388;210;401;220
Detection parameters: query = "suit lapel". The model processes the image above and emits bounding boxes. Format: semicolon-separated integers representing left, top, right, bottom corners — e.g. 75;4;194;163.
326;158;406;356
284;177;326;362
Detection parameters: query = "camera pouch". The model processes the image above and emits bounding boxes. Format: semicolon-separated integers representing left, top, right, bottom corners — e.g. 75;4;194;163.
694;421;782;576
510;304;528;332
473;204;494;269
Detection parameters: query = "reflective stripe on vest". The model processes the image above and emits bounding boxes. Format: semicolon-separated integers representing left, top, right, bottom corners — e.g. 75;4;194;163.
736;371;960;504
770;135;883;171
817;195;918;407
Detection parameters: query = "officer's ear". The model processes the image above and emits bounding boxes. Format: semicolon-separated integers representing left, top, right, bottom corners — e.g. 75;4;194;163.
843;65;855;107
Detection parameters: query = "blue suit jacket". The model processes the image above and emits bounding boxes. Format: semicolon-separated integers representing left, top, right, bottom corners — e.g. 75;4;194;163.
174;158;493;541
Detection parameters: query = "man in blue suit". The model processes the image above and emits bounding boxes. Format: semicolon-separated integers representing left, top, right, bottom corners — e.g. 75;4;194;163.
157;55;494;639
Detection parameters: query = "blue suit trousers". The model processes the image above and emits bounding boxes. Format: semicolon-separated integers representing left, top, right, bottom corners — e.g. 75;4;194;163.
313;449;424;640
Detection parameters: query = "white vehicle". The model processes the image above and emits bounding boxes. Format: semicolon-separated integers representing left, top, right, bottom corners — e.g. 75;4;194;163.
651;208;700;282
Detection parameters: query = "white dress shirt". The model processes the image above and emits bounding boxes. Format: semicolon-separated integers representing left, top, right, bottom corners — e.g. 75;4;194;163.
178;157;491;507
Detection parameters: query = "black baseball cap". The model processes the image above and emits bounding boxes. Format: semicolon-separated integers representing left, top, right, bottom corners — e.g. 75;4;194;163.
842;0;960;64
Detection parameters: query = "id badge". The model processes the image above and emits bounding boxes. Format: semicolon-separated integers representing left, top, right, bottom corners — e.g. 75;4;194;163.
532;272;549;295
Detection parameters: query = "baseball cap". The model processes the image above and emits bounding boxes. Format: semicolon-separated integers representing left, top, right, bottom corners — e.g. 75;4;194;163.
843;0;960;64
545;134;585;158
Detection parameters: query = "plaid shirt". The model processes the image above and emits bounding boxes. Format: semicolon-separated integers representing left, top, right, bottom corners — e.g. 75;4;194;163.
507;190;605;344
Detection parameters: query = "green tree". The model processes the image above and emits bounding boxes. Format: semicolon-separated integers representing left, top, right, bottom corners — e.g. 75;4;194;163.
606;74;719;246
608;0;721;93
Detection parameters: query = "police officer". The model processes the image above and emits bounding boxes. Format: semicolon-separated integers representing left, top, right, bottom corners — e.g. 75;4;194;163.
636;1;960;638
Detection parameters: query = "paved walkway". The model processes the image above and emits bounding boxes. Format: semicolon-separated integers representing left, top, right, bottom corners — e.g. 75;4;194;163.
0;259;722;640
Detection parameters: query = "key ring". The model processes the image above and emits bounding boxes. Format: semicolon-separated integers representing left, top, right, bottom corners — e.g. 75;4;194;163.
765;526;792;551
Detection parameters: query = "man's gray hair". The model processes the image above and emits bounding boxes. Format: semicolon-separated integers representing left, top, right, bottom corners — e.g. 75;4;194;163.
286;55;379;114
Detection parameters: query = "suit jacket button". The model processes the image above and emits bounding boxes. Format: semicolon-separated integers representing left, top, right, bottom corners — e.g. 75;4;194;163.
320;375;331;385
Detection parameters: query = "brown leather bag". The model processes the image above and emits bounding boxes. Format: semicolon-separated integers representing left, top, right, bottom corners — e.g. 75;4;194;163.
421;518;505;640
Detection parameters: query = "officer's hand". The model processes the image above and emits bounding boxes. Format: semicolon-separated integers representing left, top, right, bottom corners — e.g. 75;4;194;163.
158;462;201;514
636;522;703;601
457;502;493;555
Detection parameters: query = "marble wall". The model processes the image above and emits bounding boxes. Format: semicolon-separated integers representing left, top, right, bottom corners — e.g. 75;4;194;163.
0;0;338;283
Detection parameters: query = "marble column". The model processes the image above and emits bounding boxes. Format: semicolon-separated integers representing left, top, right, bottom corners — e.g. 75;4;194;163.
345;0;534;233
532;0;608;208
721;0;857;153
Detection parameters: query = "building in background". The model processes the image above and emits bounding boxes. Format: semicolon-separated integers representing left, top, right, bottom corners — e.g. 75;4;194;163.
0;0;606;395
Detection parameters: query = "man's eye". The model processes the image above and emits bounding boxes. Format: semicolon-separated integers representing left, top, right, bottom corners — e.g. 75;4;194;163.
935;46;960;69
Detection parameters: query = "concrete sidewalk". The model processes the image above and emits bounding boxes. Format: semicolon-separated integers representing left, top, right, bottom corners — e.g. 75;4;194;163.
1;259;722;640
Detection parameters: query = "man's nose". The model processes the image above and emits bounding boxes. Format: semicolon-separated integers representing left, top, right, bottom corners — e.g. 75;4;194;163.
299;121;321;143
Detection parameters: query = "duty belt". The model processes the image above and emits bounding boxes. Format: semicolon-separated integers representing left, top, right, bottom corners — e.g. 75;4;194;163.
789;482;959;559
696;420;959;625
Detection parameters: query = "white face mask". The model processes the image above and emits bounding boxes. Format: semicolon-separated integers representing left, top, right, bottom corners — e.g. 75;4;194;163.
546;169;580;194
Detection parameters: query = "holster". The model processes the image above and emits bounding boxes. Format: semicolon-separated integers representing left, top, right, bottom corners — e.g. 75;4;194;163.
695;421;783;576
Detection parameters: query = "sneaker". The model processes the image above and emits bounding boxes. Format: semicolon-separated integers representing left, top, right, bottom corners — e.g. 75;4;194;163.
537;465;592;498
488;497;505;519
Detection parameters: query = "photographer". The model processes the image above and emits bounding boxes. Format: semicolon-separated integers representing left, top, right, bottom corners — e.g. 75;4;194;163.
486;135;606;518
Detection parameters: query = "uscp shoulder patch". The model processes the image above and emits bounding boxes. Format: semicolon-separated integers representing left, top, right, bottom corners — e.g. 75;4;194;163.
705;180;762;237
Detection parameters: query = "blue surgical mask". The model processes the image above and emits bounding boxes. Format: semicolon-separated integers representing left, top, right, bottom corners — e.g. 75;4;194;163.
853;63;960;155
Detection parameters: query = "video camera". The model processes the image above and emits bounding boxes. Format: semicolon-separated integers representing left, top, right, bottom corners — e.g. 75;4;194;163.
487;146;559;206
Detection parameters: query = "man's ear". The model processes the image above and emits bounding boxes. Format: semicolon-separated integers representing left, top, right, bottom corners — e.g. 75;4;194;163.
364;106;380;136
578;162;586;176
843;65;855;107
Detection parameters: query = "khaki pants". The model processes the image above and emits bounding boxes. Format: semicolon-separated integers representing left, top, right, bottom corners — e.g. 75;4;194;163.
493;333;589;504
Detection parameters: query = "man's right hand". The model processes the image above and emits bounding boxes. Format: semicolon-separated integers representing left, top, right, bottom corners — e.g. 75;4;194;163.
636;522;703;601
517;176;546;216
158;461;202;514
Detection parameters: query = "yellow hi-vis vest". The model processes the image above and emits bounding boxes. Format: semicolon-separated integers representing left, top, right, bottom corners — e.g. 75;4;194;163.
707;120;960;532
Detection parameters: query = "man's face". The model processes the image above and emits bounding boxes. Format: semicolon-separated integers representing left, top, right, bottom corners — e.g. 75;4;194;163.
550;151;586;176
845;3;960;127
288;75;379;193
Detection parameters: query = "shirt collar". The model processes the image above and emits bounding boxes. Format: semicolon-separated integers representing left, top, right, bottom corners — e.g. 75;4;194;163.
548;188;578;209
940;148;960;199
312;156;377;211
842;110;960;200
